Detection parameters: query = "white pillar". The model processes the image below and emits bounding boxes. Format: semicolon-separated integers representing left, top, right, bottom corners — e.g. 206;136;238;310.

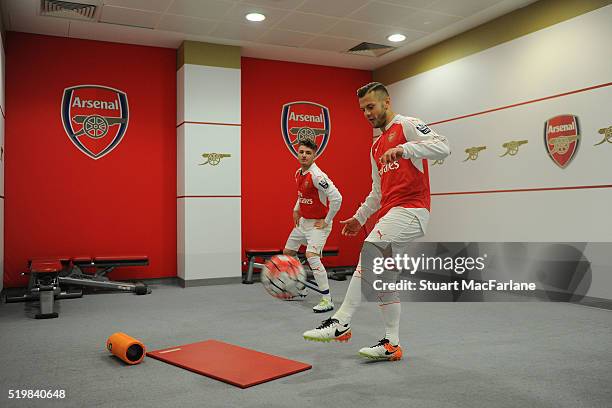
176;41;241;287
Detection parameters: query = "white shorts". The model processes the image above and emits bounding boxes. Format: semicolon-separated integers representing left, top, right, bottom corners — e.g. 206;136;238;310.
365;207;427;254
284;218;332;256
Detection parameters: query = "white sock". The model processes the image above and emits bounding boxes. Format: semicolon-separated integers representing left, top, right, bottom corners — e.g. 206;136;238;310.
380;300;401;345
333;259;362;325
307;256;331;301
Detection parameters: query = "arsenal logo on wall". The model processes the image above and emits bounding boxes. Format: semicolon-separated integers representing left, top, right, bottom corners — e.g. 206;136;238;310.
61;85;129;160
544;114;580;168
281;101;330;158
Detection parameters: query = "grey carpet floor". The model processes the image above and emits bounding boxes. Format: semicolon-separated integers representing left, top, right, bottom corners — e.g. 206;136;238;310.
1;279;611;408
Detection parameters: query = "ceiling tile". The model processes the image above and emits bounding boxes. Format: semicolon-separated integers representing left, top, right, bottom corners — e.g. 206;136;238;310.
348;2;461;32
348;1;419;26
240;0;304;10
69;19;184;48
209;21;267;41
257;29;315;47
428;0;504;17
302;35;363;53
10;14;70;36
407;10;463;32
167;0;235;20
102;0;174;13
325;20;396;43
275;12;338;34
377;0;434;9
297;0;370;18
100;6;162;29
158;14;218;36
223;3;290;25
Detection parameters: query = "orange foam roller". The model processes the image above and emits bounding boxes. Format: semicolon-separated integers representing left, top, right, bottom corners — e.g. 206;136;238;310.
106;332;146;365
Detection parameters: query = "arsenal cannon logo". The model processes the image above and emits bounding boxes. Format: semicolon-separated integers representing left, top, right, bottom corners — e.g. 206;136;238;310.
281;101;330;158
61;85;129;160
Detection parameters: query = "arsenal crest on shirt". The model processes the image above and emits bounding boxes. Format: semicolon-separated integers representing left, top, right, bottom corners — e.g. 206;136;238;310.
544;114;580;168
281;101;330;158
61;85;129;160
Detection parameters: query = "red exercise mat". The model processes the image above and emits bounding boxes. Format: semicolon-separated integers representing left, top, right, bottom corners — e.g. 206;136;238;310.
147;340;311;388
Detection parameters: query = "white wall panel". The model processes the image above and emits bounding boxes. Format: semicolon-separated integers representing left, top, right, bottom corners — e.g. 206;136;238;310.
177;197;241;281
427;86;612;193
177;124;240;196
385;6;612;300
389;5;612;125
423;188;612;242
182;64;241;124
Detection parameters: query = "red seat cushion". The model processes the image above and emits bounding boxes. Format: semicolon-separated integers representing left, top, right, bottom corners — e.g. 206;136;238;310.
30;260;63;273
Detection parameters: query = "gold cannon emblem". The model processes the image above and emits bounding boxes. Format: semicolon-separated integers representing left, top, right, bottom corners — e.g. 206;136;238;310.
199;153;231;166
463;146;486;162
500;140;528;157
548;135;578;155
288;127;328;145
72;115;127;139
594;126;612;146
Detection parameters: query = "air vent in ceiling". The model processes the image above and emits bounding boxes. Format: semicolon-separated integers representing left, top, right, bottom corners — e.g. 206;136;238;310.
346;42;396;57
40;0;98;21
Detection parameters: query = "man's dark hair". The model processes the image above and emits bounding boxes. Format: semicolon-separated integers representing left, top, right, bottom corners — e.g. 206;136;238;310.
298;139;318;152
357;82;389;99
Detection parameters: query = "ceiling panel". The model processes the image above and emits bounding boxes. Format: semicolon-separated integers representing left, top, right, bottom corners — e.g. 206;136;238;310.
257;29;315;47
100;6;162;29
167;0;235;20
239;0;305;10
102;0;174;13
69;18;184;47
209;21;267;41
302;35;364;53
158;14;218;36
274;11;338;34
10;14;70;37
297;0;371;18
223;3;290;25
428;0;505;18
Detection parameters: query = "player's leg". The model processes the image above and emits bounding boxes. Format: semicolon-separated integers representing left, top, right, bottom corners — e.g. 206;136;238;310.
284;225;307;297
357;208;425;361
304;221;334;312
302;256;361;341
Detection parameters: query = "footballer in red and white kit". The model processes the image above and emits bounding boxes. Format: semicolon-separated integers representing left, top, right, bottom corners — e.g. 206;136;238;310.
284;139;342;313
303;82;450;361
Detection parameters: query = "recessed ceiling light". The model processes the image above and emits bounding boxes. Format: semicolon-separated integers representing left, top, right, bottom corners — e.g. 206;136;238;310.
246;13;266;22
387;34;406;42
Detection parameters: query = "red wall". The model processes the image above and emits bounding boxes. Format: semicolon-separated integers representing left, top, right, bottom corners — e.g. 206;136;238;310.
241;57;373;268
4;32;177;286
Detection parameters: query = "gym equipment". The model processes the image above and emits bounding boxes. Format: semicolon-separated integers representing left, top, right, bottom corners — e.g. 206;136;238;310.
59;256;151;295
5;259;82;319
5;256;151;318
107;332;146;365
147;340;311;388
243;246;345;284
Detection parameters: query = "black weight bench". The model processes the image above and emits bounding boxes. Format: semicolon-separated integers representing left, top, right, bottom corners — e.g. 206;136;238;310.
59;256;151;295
5;259;82;319
6;256;151;319
242;247;345;284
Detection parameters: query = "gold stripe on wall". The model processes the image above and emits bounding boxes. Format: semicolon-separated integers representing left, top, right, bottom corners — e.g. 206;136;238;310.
374;0;612;85
177;40;241;70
